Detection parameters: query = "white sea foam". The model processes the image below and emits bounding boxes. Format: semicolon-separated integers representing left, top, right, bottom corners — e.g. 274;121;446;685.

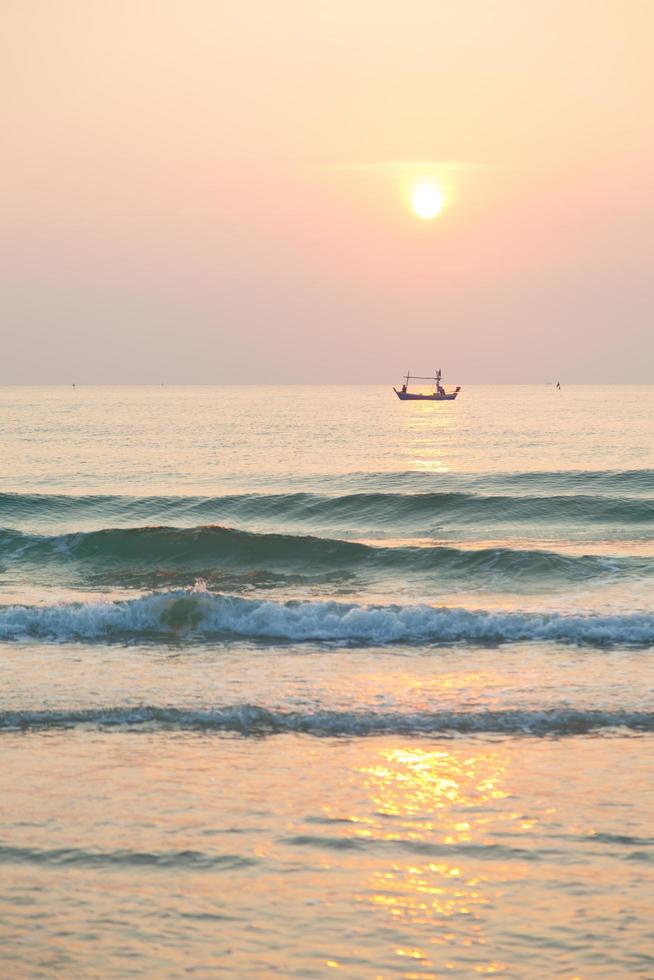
0;590;652;646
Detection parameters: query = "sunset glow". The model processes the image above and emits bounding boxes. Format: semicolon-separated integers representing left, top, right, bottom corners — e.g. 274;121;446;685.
2;0;652;384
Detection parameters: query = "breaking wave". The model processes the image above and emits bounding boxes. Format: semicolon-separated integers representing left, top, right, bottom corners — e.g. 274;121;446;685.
0;590;652;646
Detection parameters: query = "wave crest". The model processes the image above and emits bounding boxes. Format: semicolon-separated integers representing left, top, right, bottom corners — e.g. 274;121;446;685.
1;590;652;646
1;485;652;530
1;526;650;585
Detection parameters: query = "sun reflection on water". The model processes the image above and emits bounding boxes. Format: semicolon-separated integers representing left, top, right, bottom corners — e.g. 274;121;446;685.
399;398;458;474
346;744;521;971
359;745;509;832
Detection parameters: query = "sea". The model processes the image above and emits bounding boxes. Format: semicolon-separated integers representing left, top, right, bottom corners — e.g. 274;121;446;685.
0;384;652;978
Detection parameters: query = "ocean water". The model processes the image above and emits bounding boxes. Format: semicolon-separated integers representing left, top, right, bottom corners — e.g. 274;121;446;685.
0;384;652;978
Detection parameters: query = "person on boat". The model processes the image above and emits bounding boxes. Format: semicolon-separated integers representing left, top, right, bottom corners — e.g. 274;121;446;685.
401;384;407;393
437;385;445;396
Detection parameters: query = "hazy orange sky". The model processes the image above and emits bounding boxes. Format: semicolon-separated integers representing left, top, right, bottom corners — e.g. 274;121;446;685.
2;0;653;382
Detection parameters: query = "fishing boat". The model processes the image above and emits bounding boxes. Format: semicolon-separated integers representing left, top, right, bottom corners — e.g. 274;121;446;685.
393;369;461;401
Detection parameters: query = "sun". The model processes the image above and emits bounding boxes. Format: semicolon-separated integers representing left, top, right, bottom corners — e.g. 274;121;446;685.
411;181;444;219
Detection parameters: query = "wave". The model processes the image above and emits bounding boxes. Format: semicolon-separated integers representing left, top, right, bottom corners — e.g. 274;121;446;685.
0;842;254;870
1;487;652;531
326;469;654;496
0;590;652;645
1;704;652;736
323;469;654;494
1;525;651;586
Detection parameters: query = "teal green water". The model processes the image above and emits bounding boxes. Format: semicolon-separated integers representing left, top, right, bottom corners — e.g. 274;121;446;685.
0;385;652;977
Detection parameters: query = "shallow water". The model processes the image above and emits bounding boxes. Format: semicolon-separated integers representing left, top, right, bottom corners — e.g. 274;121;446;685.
1;385;653;977
2;732;652;977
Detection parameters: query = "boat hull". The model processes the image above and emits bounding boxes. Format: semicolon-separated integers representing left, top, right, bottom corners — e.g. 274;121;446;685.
393;389;459;401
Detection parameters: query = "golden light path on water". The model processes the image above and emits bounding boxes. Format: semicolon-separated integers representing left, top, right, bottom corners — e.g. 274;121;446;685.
400;399;458;473
350;744;512;974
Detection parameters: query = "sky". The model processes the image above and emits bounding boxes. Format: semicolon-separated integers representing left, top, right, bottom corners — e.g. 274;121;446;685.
2;0;653;383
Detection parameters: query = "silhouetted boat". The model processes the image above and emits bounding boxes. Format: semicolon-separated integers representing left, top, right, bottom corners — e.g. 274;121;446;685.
393;369;461;401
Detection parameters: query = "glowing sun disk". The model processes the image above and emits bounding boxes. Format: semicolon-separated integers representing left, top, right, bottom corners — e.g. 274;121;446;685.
412;182;444;219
